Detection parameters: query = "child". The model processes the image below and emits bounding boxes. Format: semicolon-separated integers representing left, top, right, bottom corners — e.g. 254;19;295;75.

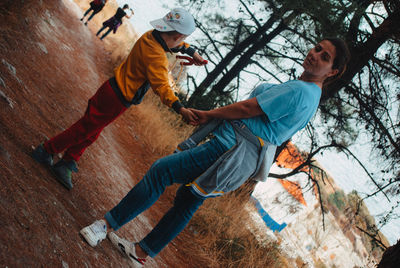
32;8;206;190
96;3;133;40
80;0;108;26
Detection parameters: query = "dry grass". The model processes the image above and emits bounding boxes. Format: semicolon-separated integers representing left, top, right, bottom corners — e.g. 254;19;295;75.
122;78;283;267
128;92;195;157
185;191;283;267
124;90;283;267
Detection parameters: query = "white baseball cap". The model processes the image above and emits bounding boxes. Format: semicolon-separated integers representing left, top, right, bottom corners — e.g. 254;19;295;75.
150;8;195;35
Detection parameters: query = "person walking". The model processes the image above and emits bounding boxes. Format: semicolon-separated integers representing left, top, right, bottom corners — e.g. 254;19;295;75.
79;38;350;266
96;3;133;40
32;8;207;190
80;0;108;26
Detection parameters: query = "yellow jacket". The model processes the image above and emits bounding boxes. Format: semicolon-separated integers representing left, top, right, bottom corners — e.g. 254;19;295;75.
113;30;195;111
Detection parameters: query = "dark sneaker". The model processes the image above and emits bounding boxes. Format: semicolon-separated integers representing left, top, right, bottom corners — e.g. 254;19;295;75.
51;159;78;190
80;220;107;247
32;143;53;166
108;232;146;267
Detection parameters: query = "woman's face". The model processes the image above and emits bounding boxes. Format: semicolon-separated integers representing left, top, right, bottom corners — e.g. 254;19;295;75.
302;40;338;80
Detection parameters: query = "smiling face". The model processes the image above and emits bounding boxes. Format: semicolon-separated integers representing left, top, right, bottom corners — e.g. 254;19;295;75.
302;40;339;84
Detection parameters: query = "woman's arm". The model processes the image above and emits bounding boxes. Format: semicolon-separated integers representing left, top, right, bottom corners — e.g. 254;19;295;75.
189;98;264;125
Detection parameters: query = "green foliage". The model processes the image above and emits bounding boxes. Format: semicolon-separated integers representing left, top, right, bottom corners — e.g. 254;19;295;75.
319;95;360;148
328;190;347;211
181;0;400;234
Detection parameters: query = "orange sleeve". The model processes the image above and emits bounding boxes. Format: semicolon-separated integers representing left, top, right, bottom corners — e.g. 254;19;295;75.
145;54;179;108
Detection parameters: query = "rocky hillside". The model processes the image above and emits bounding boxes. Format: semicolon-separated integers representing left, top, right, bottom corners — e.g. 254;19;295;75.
250;143;389;267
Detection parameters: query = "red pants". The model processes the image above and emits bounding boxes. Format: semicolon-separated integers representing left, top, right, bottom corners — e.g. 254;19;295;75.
44;80;127;161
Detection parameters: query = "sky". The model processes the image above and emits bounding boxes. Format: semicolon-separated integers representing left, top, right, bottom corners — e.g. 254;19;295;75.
116;0;399;245
116;0;167;35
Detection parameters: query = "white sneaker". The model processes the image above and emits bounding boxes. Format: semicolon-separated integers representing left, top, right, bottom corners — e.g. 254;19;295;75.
107;232;147;266
80;220;107;247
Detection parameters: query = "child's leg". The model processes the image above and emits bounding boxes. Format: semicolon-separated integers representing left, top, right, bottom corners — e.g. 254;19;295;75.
96;25;107;36
100;28;112;40
139;185;205;257
86;11;96;22
61;130;101;162
104;138;227;231
82;8;93;18
44;80;127;162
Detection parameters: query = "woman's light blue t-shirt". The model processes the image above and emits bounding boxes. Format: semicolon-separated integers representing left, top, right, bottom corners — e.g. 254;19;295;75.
213;80;321;148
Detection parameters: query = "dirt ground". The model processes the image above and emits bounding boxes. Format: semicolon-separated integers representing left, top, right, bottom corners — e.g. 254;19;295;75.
0;1;196;267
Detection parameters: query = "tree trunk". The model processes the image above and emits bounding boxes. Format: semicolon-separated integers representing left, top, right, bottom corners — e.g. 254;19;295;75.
187;15;279;108
202;19;289;108
378;239;400;268
321;7;400;101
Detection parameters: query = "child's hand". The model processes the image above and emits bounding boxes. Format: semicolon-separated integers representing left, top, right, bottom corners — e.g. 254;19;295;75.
188;108;210;125
180;107;199;125
192;52;207;66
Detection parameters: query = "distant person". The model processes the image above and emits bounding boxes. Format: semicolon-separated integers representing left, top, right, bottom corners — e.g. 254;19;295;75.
78;38;350;266
80;0;108;25
96;3;133;40
32;8;206;190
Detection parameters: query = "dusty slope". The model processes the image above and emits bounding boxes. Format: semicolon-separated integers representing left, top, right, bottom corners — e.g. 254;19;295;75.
0;1;192;267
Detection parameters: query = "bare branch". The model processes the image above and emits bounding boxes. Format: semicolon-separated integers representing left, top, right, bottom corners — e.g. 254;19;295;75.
356;226;387;250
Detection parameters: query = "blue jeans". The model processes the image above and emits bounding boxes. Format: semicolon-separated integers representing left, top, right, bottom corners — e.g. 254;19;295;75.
105;138;227;257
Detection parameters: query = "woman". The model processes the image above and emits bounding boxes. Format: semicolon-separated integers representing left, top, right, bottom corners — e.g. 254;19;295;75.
79;38;350;266
80;0;107;26
96;4;133;40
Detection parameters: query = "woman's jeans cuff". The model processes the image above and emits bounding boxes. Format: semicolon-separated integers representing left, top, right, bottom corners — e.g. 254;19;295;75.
104;211;120;231
138;240;157;258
